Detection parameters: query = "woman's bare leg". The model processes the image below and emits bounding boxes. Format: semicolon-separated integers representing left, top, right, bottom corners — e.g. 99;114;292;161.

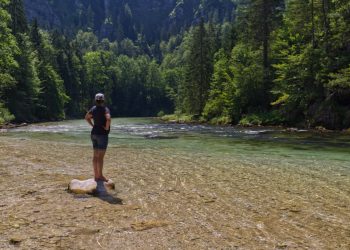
97;149;107;181
93;150;99;179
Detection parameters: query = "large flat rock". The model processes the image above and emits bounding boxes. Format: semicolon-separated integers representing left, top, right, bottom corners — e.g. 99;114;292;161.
68;178;115;194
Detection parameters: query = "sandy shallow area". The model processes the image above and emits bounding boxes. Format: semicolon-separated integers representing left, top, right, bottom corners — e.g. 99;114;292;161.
0;137;349;249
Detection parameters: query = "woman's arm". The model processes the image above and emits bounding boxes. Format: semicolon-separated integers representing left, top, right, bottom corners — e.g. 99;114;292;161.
85;112;94;127
104;112;111;130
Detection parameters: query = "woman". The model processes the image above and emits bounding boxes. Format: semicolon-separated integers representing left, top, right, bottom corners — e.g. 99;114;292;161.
85;93;111;181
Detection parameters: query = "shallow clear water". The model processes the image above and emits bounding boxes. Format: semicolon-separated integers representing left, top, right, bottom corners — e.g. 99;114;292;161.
1;118;350;248
4;118;350;171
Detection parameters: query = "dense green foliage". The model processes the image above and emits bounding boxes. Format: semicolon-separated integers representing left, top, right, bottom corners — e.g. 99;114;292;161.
0;0;175;123
0;0;349;129
271;0;350;129
0;0;18;123
163;0;350;129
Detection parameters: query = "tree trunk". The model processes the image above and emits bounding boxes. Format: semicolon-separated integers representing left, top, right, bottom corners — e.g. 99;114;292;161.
311;0;316;48
262;0;269;71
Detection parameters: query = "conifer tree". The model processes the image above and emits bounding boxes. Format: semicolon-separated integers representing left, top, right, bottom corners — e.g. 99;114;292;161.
7;34;40;121
5;0;41;121
30;22;68;120
272;0;327;125
52;32;82;117
0;0;18;123
0;0;18;89
236;0;284;109
8;0;27;34
184;19;214;114
203;49;234;123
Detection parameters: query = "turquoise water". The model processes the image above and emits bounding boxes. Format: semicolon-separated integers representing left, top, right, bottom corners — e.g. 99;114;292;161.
2;118;349;249
3;118;350;171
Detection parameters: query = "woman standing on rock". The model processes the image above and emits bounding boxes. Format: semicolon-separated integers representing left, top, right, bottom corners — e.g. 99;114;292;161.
85;93;111;182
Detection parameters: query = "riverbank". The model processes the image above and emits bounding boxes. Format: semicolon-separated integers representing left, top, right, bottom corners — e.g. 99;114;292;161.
0;136;349;249
159;114;350;133
0;122;28;131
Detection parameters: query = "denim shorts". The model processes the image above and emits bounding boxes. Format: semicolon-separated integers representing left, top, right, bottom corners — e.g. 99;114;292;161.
91;134;109;150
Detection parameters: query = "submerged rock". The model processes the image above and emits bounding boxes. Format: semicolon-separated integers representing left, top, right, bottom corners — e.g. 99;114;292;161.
103;179;115;190
144;134;178;139
343;128;350;134
131;220;170;231
9;236;23;245
68;178;115;195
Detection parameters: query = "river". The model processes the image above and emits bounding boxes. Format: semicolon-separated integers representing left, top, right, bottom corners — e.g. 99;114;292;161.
7;118;350;160
0;118;349;249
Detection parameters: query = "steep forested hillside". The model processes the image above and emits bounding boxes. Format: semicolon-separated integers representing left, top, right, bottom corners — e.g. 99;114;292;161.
0;0;236;122
23;0;236;42
1;0;350;129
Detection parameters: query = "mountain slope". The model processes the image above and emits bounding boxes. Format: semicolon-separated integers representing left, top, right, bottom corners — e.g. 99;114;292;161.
23;0;236;42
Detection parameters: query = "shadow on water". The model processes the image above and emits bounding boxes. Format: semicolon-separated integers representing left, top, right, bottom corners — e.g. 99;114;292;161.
71;181;123;205
93;181;123;205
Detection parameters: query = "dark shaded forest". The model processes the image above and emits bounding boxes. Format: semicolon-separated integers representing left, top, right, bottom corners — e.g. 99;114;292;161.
1;0;350;129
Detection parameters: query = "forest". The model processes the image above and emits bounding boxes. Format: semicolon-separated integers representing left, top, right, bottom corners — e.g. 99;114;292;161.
0;0;350;129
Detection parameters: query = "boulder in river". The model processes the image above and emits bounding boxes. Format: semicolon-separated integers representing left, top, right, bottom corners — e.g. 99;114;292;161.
144;134;179;139
68;178;115;194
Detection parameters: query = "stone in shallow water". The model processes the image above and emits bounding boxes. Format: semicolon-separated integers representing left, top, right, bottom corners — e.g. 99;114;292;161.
103;179;115;190
131;220;170;231
9;235;23;245
68;178;115;194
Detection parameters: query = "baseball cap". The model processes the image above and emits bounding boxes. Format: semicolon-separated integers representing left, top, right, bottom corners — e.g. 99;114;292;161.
95;93;105;101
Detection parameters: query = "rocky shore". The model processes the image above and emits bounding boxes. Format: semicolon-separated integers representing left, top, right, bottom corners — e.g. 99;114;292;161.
0;123;28;132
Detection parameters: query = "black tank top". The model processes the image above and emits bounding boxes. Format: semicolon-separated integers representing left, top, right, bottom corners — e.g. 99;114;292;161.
89;106;110;135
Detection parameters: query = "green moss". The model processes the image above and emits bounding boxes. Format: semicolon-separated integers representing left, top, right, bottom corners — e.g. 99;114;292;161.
239;111;285;126
160;113;233;125
157;110;165;117
209;116;232;125
160;113;201;123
